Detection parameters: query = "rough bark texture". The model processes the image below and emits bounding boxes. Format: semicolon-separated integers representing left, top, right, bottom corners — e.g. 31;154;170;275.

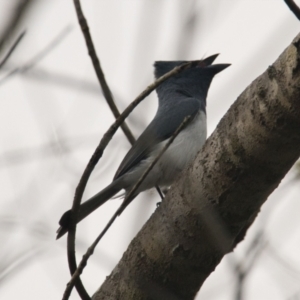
93;33;300;300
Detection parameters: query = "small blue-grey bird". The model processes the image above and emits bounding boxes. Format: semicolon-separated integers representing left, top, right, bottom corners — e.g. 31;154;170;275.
56;54;230;239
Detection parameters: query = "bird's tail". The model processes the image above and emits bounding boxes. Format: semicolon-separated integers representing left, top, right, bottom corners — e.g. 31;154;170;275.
56;178;123;239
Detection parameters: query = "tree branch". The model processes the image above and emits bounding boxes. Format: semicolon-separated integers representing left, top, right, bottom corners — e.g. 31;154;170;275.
93;32;300;299
284;0;300;20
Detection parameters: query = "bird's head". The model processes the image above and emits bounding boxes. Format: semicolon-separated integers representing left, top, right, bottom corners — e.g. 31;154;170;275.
154;54;230;102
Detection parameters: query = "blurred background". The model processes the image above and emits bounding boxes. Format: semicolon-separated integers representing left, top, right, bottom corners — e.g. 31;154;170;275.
1;0;300;299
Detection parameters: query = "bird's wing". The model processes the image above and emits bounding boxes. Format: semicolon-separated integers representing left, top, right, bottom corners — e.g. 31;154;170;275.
114;97;201;180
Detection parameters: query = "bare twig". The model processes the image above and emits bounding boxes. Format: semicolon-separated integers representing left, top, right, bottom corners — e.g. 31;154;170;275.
284;0;300;20
63;115;192;299
62;61;197;300
72;0;135;145
0;31;26;69
0;25;72;85
0;0;34;52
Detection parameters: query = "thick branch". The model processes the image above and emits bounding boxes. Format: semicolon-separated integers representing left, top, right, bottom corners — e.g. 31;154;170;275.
93;33;300;299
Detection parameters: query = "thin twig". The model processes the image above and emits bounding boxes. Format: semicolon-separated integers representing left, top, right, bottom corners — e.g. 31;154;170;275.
62;61;197;300
284;0;300;20
63;115;192;299
0;25;73;85
0;31;26;69
73;0;135;145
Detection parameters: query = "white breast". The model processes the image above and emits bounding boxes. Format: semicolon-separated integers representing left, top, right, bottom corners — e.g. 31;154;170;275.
157;110;207;185
124;111;207;193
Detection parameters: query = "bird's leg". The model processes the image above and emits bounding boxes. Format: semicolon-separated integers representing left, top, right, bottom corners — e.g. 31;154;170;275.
155;186;165;207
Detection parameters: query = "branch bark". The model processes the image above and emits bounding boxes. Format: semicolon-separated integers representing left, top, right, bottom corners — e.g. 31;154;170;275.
93;32;300;299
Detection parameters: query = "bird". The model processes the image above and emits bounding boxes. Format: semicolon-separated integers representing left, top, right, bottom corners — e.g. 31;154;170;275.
56;54;230;239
